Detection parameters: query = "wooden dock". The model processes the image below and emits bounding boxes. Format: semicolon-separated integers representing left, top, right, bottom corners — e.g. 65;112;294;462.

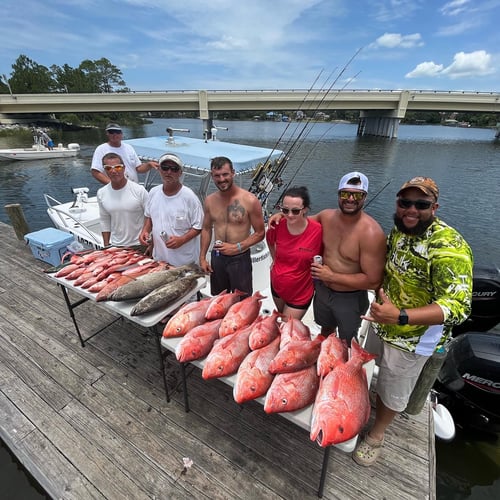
0;221;435;499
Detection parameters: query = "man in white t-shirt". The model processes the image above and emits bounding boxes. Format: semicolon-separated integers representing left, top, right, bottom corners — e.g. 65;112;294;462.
139;153;203;267
97;152;148;247
90;123;158;184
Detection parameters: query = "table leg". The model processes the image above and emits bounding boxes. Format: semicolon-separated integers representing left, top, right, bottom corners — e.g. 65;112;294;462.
317;446;331;498
153;326;170;402
180;363;190;412
59;284;88;347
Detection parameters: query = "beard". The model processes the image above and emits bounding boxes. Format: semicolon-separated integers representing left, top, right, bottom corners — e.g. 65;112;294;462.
338;202;364;216
393;213;434;236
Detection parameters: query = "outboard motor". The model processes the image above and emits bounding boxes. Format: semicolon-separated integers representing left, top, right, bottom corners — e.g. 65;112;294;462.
452;265;500;336
435;333;500;433
433;265;500;434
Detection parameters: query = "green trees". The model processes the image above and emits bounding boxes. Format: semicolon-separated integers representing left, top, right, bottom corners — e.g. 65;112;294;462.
1;55;127;94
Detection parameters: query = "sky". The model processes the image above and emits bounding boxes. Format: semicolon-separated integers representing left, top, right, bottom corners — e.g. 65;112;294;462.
1;0;499;93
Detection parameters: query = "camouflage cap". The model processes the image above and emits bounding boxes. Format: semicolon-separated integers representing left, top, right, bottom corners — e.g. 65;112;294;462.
397;176;439;200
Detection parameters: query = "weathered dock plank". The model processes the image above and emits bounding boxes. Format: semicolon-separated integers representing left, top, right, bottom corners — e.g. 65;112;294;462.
0;221;435;500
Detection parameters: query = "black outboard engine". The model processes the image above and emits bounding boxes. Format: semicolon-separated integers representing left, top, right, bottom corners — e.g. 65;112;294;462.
435;333;500;433
452;265;500;336
434;266;500;434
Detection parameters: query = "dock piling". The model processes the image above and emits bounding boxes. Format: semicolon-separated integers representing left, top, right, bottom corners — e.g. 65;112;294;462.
4;203;30;240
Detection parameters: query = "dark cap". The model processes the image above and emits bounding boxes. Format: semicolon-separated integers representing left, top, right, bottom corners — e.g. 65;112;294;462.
397;176;439;200
105;123;122;132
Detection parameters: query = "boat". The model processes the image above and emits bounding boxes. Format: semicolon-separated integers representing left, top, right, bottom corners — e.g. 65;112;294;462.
44;127;286;292
0;136;80;161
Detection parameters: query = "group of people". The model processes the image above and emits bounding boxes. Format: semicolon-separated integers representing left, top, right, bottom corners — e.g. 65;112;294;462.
92;122;474;467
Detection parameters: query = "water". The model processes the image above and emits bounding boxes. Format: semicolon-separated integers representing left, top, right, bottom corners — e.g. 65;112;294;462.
1;118;499;498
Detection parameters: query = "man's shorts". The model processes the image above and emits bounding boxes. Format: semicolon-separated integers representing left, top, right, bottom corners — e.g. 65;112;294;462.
210;249;252;297
377;342;429;412
313;281;369;343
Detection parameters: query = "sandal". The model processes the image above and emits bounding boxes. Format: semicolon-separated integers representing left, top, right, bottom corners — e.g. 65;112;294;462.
352;433;384;466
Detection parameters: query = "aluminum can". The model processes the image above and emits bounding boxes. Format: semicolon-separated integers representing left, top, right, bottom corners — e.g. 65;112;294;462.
160;231;169;243
313;255;322;282
214;240;223;257
313;255;323;265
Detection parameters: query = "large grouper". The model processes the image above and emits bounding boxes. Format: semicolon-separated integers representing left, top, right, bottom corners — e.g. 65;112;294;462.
108;264;202;302
130;273;204;316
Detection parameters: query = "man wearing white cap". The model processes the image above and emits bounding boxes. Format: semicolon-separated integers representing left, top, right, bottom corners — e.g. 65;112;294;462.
139;153;203;267
90;123;158;184
310;171;386;344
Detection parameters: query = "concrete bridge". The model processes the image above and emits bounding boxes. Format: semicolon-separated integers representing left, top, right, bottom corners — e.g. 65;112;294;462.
1;89;499;138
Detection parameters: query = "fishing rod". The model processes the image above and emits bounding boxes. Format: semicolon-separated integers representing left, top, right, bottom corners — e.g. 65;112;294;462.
252;61;360;206
248;69;329;196
272;71;362;208
364;178;393;208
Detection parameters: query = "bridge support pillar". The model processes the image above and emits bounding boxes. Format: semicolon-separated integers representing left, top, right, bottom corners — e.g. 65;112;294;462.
357;111;401;138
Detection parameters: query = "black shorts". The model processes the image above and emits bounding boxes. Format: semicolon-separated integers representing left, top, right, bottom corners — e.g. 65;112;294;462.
210;249;253;297
271;285;312;310
313;281;369;343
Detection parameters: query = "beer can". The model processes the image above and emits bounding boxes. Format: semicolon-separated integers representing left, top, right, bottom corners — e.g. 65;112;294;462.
214;240;222;257
160;231;169;242
313;255;323;265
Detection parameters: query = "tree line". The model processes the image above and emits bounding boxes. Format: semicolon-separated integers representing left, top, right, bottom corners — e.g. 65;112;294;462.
0;55;127;94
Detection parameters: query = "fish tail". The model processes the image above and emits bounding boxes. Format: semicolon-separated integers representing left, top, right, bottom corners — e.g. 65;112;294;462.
351;338;377;363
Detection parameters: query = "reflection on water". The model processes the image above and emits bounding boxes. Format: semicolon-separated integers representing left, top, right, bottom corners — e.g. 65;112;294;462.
437;429;500;499
0;118;499;499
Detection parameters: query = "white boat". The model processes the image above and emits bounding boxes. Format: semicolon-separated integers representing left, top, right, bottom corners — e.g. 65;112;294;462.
44;128;285;292
0;138;80;161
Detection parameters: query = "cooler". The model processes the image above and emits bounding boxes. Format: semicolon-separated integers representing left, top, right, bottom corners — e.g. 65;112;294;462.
24;228;75;267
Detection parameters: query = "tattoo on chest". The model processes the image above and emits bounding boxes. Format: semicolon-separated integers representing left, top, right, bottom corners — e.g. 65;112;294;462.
227;199;246;223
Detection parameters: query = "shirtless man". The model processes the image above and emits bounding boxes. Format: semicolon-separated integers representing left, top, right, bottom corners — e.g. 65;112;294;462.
310;172;386;344
200;156;265;297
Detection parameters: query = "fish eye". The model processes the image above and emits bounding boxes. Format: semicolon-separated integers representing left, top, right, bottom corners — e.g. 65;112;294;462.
281;398;288;405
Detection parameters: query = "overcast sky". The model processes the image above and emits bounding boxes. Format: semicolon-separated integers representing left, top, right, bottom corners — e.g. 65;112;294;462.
1;0;498;93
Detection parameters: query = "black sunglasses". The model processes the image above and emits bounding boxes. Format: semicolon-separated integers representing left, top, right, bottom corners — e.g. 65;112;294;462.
107;130;122;134
160;164;181;172
280;206;304;215
397;198;433;210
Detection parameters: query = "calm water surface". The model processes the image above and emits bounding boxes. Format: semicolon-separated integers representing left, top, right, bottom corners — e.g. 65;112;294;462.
1;118;499;498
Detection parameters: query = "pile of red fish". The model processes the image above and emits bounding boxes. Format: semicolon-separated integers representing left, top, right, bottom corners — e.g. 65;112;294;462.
53;247;169;300
163;289;377;446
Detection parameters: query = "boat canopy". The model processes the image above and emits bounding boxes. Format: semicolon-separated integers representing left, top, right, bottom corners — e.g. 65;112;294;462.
124;135;283;175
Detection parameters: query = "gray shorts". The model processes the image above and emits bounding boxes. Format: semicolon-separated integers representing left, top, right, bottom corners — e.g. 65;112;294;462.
377;343;429;412
313;281;369;343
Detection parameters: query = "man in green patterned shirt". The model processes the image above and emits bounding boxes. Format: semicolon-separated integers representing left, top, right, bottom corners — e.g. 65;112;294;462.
353;176;473;466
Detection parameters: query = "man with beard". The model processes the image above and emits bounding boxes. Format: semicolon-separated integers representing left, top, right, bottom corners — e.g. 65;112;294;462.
310;171;386;344
200;156;265;296
353;176;473;467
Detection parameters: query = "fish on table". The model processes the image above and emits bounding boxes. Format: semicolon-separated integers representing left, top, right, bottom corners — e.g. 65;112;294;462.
248;310;281;350
108;264;200;302
233;336;280;404
130;274;202;316
175;319;223;363
279;316;312;349
162;297;213;338
202;323;254;379
268;337;324;374
264;365;319;414
204;289;247;320
316;335;348;377
218;291;265;337
309;339;377;447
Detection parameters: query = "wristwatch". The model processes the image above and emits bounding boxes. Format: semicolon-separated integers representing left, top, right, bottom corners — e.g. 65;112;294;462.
398;309;409;325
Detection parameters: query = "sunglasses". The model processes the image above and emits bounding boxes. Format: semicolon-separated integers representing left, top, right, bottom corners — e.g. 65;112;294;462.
280;206;304;215
104;164;125;172
339;190;365;201
160;164;181;172
397;198;433;210
107;130;122;134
